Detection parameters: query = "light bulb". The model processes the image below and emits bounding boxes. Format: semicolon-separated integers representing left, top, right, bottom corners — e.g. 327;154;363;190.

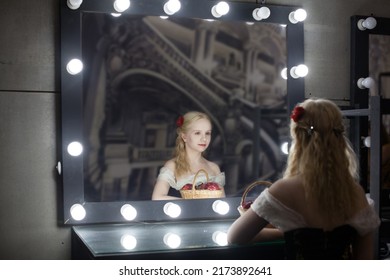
252;7;271;21
290;64;308;79
289;8;307;24
357;77;374;89
163;202;181;218
66;58;83;75
357;17;377;30
67;141;83;156
164;0;181;15
70;204;86;221
212;200;230;215
281;141;289;155
113;0;130;13
211;1;229;18
281;67;288;80
67;0;83;10
120;204;137;221
363;136;371;148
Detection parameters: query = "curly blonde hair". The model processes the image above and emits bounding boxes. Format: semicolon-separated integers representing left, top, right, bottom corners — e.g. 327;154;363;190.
284;98;360;222
174;111;211;178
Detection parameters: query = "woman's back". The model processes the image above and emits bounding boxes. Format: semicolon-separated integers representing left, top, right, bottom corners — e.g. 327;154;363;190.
268;176;373;259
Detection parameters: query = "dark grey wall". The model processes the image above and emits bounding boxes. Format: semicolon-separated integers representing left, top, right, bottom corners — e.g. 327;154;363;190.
0;0;389;259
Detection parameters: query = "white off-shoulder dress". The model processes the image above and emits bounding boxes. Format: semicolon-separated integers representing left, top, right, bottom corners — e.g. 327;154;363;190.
250;189;381;259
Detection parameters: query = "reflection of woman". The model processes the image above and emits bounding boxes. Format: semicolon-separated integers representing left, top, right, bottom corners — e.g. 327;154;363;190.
152;111;225;200
227;98;381;259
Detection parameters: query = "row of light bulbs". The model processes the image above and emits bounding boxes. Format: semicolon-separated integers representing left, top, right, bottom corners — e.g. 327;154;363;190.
67;0;307;23
69;199;230;221
67;58;309;80
121;230;228;250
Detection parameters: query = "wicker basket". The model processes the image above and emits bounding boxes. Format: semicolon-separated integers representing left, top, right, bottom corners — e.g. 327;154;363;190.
180;169;225;199
238;180;272;215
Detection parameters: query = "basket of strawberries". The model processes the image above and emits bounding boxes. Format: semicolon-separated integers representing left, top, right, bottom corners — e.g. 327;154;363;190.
238;180;272;215
180;169;225;199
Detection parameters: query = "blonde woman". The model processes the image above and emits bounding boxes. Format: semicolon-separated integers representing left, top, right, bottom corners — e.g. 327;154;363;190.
227;98;380;259
152;111;225;200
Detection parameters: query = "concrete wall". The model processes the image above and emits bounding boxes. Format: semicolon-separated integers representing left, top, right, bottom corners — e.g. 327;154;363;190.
0;0;389;259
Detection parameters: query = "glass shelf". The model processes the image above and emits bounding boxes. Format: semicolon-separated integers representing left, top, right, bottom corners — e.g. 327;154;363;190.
72;219;284;259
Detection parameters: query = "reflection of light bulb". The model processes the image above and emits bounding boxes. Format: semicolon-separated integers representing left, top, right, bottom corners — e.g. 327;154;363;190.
121;204;137;221
363;136;371;148
212;200;230;215
212;231;228;246
281;67;288;80
121;234;137;250
70;204;86;221
281;142;289;155
163;202;181;218
67;141;83;156
66;59;83;75
163;233;181;248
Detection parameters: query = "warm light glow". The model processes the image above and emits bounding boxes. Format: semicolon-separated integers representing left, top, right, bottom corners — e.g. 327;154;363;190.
212;231;228;246
363;136;371;148
120;204;137;221
289;8;307;24
281;67;288;80
211;1;229;18
66;58;83;75
212;200;230;215
163;202;181;218
113;0;130;13
252;7;271;21
67;141;83;156
67;0;83;10
281;141;289;155
163;233;181;248
357;77;375;89
357;17;377;30
120;234;137;250
164;0;181;15
70;204;86;221
290;64;308;79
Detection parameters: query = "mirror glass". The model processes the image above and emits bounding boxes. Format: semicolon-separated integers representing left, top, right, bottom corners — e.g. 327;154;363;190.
60;0;305;224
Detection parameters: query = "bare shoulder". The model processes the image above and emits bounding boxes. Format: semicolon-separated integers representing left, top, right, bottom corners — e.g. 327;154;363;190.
205;159;221;174
164;159;176;171
268;176;304;207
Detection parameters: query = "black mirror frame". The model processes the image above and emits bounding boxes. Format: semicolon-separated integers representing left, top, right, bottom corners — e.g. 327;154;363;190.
60;0;305;225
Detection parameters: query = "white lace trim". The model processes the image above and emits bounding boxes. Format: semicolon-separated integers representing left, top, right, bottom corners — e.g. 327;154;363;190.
156;167;225;190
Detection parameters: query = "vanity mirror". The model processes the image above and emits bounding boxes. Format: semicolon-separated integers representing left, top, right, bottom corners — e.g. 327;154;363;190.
60;0;305;224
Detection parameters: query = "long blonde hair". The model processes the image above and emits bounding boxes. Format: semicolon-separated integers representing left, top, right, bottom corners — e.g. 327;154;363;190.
174;111;211;178
284;98;360;222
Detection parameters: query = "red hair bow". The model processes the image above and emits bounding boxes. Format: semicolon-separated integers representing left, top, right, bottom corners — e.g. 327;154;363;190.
176;115;184;127
290;106;304;122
